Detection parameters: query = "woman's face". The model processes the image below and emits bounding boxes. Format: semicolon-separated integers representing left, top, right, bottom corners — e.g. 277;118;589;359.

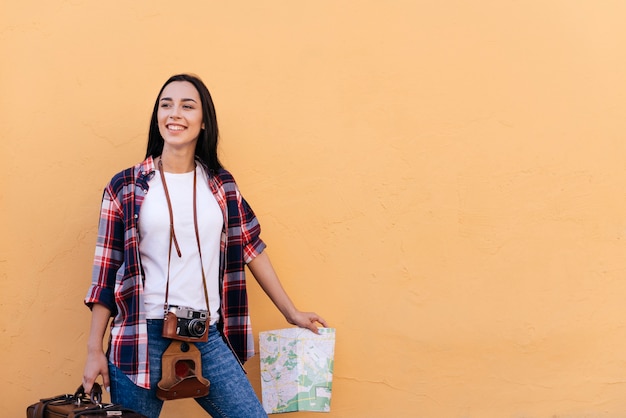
157;81;204;151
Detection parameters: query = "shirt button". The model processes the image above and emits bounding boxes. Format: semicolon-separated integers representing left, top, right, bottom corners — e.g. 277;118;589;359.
134;214;139;219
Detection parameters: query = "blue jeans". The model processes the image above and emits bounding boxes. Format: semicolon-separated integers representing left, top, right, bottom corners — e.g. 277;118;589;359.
109;321;267;418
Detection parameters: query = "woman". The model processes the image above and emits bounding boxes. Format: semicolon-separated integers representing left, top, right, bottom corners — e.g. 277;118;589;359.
82;73;327;418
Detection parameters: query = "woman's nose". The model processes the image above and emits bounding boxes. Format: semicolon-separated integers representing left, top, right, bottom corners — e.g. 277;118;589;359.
169;105;181;118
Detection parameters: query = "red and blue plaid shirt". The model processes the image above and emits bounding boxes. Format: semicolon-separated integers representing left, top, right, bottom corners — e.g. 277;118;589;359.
85;156;266;389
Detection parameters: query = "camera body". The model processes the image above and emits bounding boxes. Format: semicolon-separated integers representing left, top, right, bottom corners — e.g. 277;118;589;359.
162;305;209;342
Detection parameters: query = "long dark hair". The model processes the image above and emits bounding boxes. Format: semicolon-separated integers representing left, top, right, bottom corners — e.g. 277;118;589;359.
145;73;223;171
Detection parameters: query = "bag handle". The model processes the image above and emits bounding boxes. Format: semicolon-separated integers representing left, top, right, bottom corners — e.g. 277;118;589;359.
74;383;102;405
30;384;102;418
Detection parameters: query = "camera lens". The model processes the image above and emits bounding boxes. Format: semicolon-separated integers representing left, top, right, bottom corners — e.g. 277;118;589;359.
187;319;207;337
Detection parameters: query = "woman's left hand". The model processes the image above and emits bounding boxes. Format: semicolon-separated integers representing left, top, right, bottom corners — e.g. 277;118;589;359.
287;310;328;334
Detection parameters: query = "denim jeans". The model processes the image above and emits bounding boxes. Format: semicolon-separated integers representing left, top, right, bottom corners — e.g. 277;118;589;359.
109;321;267;418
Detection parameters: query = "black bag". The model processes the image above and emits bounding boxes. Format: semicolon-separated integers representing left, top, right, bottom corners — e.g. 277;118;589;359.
26;383;148;418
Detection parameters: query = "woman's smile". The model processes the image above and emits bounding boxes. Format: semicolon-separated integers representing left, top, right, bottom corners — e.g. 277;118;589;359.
166;123;186;132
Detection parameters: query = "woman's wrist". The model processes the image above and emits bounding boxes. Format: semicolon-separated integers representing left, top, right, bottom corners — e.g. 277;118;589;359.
279;303;298;324
87;340;105;354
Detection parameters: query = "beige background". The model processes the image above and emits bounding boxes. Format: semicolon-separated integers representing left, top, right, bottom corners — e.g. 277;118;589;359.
3;1;626;417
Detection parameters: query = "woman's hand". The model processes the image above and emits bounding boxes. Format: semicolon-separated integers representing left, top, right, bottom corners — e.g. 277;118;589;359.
82;350;110;394
286;310;328;334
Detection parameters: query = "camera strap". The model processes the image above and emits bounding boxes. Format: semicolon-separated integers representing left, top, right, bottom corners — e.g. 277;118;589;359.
158;158;211;317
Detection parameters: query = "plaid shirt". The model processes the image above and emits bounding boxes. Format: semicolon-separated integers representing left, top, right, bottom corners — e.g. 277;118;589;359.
85;156;266;389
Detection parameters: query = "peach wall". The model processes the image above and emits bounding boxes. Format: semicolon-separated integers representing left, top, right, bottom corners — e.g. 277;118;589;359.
3;1;626;417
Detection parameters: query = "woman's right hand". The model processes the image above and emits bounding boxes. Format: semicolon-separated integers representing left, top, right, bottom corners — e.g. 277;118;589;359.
82;350;110;394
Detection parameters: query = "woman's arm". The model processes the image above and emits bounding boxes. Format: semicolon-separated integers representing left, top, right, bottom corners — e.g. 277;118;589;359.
82;303;112;393
248;251;328;333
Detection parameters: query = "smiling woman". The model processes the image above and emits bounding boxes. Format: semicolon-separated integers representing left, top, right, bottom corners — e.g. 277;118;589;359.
81;73;328;418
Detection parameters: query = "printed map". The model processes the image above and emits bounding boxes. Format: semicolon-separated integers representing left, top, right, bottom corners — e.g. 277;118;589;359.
259;327;336;414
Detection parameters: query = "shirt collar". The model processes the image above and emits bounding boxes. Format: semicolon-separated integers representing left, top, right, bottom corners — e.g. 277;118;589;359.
139;155;156;178
139;155;212;180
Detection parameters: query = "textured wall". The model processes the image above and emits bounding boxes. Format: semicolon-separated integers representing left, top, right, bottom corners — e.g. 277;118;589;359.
3;1;626;417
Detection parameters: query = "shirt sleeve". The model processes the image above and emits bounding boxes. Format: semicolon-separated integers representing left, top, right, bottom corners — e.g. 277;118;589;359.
84;186;125;315
237;189;266;264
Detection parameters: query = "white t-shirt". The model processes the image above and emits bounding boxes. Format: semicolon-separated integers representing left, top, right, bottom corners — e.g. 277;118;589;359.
139;165;222;324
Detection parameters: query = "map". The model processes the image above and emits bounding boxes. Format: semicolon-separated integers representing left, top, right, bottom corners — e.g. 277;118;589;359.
259;327;336;414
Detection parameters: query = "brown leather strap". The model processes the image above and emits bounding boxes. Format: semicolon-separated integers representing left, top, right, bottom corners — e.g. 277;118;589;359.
159;158;180;310
32;400;51;418
158;159;210;315
192;167;211;312
69;404;147;418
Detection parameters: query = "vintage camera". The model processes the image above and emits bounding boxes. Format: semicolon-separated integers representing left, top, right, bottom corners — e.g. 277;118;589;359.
163;305;209;342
